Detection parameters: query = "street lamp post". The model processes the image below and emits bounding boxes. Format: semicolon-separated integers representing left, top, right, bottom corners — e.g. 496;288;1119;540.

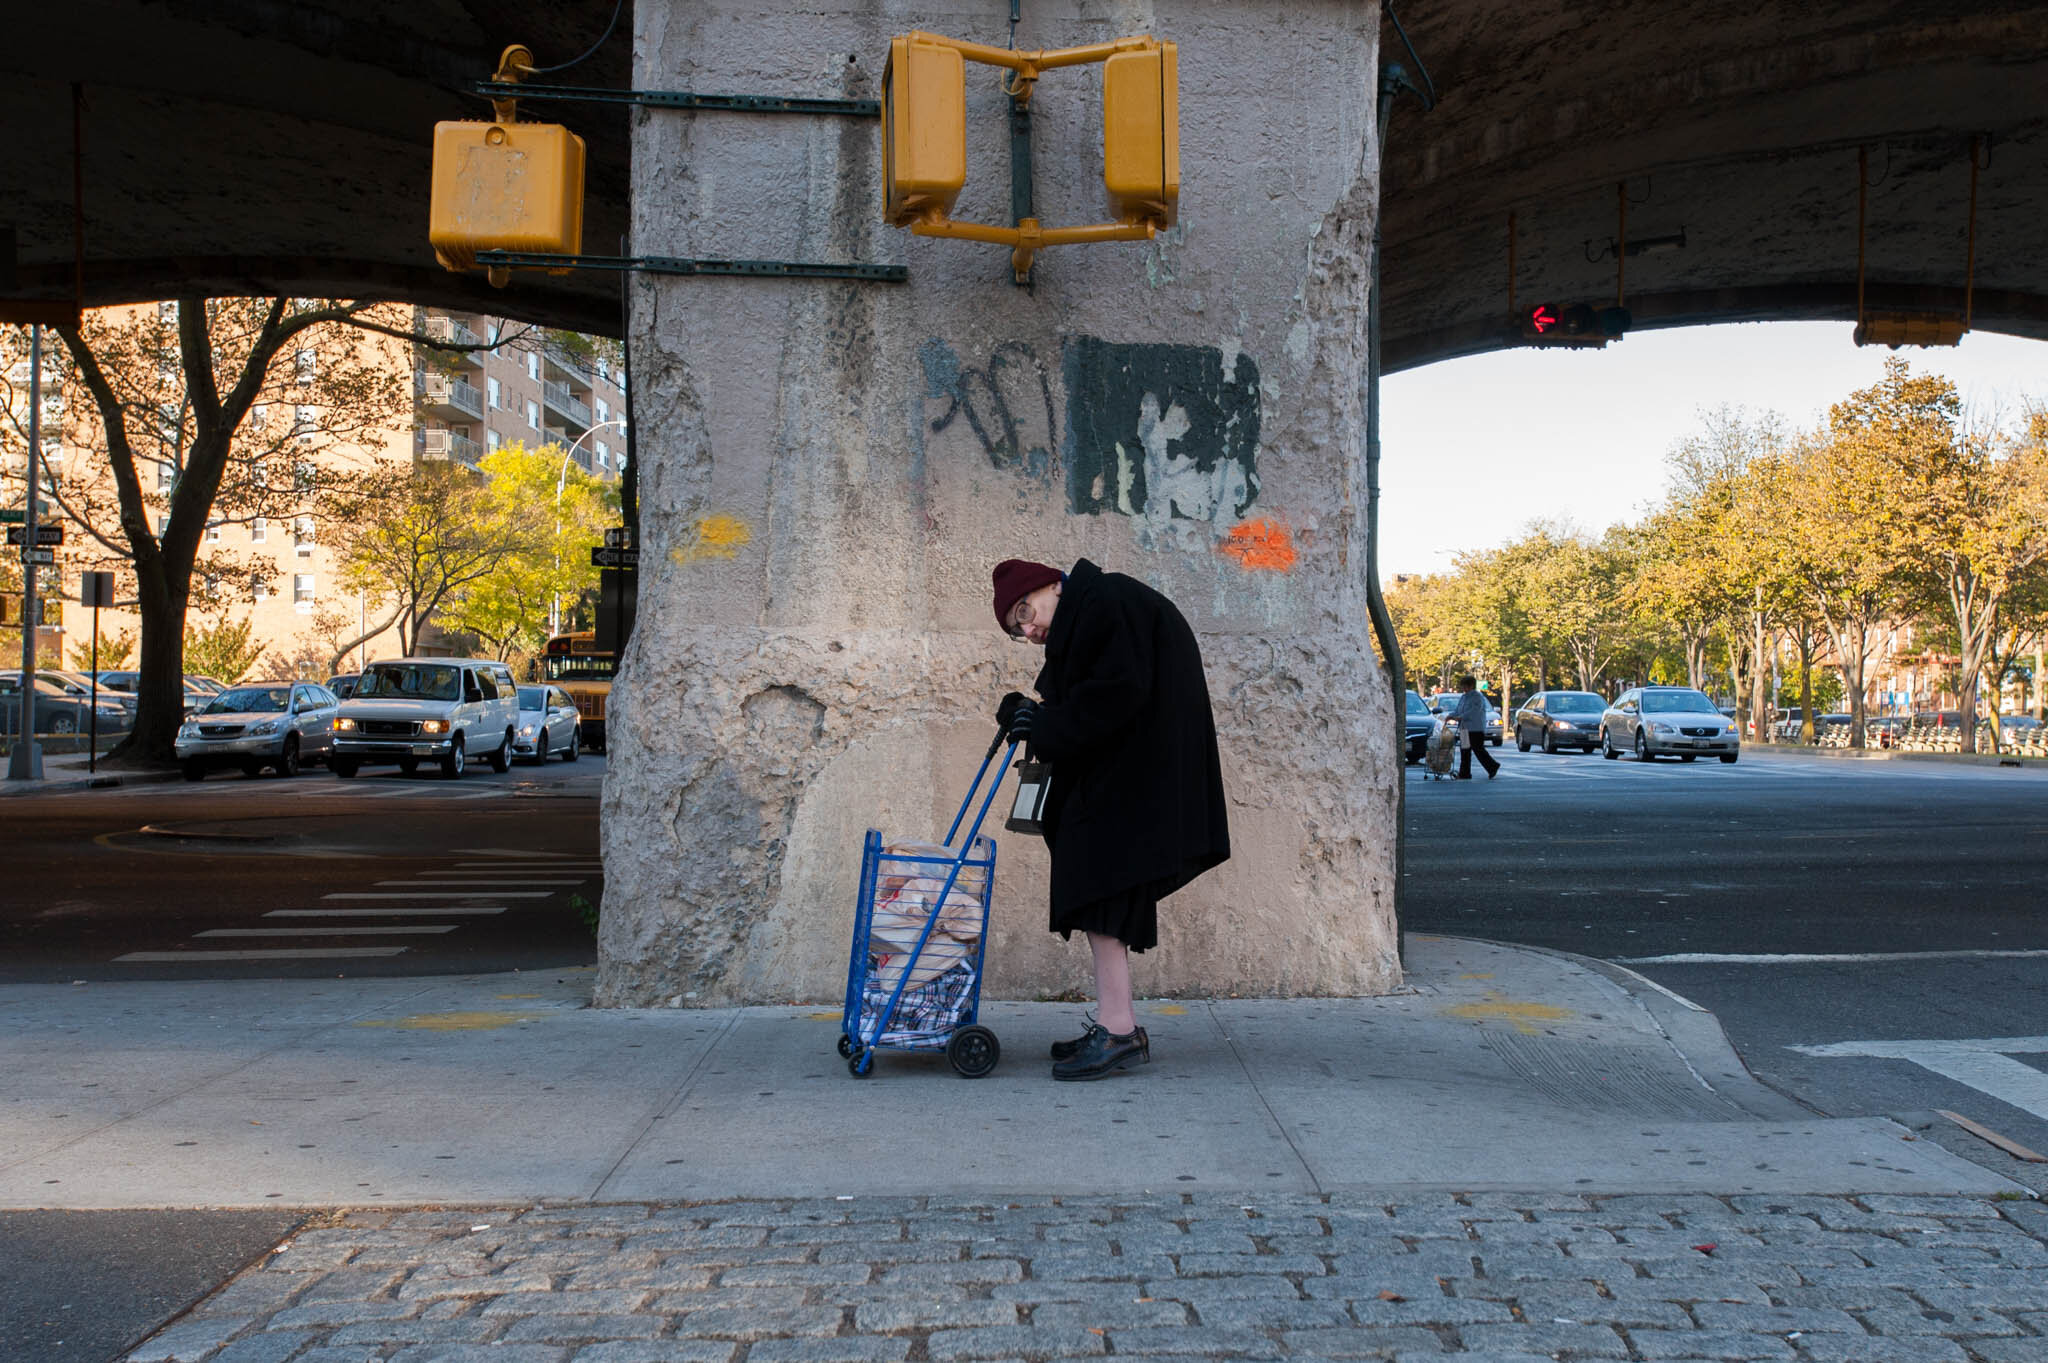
551;419;628;637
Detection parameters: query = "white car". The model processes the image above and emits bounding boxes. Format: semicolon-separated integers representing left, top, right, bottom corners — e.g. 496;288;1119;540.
176;681;339;779
331;657;520;779
1601;686;1741;763
514;684;582;763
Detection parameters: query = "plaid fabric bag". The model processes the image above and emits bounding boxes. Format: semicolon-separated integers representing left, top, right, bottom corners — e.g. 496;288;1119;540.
860;959;977;1044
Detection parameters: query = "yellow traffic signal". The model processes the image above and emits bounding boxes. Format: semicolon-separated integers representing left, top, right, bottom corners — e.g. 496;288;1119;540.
429;119;586;275
881;35;967;228
1102;43;1178;229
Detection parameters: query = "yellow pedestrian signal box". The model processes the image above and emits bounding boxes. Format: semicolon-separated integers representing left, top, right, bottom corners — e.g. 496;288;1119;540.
882;36;967;228
429;120;586;276
1102;43;1178;229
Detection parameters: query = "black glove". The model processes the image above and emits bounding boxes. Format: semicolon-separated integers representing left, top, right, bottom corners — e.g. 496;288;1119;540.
1007;699;1040;743
995;691;1028;734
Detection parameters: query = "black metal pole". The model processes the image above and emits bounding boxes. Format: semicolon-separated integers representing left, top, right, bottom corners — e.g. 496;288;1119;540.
9;325;43;780
88;603;100;774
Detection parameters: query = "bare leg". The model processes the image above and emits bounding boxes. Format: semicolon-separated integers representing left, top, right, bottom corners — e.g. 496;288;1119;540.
1088;932;1137;1035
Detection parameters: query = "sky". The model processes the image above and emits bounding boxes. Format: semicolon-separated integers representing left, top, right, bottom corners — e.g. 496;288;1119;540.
1377;322;2048;579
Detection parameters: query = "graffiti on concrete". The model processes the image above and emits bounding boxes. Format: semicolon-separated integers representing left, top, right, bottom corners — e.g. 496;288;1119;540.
1218;517;1297;572
669;514;753;565
918;338;1058;479
1062;337;1260;533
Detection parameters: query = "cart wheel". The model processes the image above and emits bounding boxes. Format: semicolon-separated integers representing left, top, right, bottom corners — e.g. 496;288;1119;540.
946;1026;1001;1078
836;1034;854;1059
847;1049;872;1078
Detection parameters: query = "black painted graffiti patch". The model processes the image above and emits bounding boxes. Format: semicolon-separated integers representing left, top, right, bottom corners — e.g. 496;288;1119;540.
1062;336;1260;522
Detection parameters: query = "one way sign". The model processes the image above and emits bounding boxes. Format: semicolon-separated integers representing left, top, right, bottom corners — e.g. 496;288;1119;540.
5;524;62;547
591;546;640;568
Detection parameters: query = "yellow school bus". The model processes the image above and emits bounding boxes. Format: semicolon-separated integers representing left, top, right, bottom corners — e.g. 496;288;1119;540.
542;631;615;752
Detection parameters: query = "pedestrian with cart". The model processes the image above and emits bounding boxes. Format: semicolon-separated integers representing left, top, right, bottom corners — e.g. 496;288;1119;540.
1450;674;1499;780
991;557;1231;1081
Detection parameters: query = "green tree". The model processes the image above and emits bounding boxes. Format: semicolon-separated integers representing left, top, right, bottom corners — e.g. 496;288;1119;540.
67;626;136;671
183;614;267;684
436;442;620;659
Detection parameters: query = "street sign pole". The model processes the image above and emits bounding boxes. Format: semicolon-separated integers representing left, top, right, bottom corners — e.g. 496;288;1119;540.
8;324;43;781
81;572;115;775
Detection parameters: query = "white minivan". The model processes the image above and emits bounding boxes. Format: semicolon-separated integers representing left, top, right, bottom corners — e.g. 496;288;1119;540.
331;657;520;779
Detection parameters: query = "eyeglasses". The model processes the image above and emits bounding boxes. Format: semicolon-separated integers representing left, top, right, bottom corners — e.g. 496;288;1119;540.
1005;596;1034;637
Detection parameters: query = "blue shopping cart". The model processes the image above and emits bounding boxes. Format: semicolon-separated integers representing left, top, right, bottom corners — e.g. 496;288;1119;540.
838;732;1019;1078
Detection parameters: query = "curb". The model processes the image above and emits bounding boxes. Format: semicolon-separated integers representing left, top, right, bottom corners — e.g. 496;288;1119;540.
1494;938;1817;1122
1741;744;2032;768
0;766;183;797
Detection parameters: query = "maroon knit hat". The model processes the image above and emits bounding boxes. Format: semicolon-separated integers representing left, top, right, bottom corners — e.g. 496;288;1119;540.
991;558;1063;632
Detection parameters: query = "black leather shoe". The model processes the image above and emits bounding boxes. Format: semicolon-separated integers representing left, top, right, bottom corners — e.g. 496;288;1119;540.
1050;1021;1103;1061
1051;1027;1150;1081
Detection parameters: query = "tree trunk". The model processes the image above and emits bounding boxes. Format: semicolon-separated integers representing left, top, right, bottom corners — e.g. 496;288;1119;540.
1797;636;1816;746
1747;610;1771;749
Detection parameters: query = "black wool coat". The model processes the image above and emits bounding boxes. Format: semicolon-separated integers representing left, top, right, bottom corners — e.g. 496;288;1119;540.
1028;558;1231;922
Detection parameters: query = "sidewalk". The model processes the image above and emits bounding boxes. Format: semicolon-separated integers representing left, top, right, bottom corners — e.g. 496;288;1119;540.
0;746;181;796
8;934;2047;1360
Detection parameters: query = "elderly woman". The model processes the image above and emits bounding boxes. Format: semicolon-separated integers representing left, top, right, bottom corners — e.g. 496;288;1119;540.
990;557;1231;1080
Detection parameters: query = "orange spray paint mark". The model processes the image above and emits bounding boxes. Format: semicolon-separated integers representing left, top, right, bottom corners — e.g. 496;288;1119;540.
1218;518;1297;571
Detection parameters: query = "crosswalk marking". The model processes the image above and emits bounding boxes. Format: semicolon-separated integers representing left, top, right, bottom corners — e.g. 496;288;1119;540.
266;907;507;917
376;878;586;887
1620;949;2048;965
114;947;409;961
197;926;457;937
322;890;555;899
1790;1035;2048;1122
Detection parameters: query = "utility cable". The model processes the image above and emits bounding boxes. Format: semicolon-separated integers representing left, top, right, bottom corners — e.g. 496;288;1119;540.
527;0;627;75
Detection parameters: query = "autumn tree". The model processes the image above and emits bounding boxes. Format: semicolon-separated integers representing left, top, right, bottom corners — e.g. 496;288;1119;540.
326;463;535;656
435;442;620;659
1888;392;2048;752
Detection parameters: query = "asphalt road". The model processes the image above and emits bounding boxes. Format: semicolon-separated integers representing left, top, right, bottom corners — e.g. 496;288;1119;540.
1403;742;2048;1178
0;754;603;983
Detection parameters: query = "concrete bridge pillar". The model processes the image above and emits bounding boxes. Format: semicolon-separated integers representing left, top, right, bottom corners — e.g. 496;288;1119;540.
597;0;1398;1007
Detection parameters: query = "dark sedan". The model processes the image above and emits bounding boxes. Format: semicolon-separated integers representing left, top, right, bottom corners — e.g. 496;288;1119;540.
0;673;134;736
1404;690;1434;764
1513;690;1607;753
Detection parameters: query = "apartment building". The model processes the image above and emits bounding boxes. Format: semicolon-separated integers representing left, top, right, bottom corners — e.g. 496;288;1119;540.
4;305;625;680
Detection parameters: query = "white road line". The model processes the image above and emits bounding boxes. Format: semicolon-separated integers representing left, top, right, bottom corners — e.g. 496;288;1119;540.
113;948;409;961
1788;1036;2048;1122
377;879;585;887
1618;949;2048;966
197;926;457;937
266;907;507;917
322;891;554;899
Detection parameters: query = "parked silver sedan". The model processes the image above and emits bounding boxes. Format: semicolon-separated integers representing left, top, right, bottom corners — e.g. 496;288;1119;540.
175;680;340;779
514;685;582;763
1600;686;1741;763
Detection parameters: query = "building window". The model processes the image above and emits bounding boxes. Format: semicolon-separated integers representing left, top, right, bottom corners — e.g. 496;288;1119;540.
487;429;501;452
595;441;609;469
526;399;539;430
294;516;315;556
206;522;221;543
156;514;170;537
294;348;316;384
595;398;608;424
157;301;178;323
157;460;176;491
250;403;268;430
486;376;500;409
294;573;315;603
251;517;267;542
293;460;315;492
294;404;315;442
253;577;270;600
596;355;610;382
527;352;540;381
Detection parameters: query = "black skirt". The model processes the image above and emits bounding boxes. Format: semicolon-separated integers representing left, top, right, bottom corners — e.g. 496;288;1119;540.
1053;873;1182;954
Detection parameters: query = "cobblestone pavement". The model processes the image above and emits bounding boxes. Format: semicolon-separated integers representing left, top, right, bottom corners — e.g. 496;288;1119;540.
130;1192;2048;1363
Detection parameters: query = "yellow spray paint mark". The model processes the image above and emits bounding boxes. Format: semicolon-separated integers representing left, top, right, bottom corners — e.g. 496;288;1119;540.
1442;991;1573;1035
1456;973;1494;981
1150;1004;1189;1016
671;514;753;564
356;1011;546;1032
806;1011;840;1020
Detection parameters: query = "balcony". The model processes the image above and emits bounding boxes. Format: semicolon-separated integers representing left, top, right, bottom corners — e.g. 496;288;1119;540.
424;315;485;368
542;380;591;431
419;428;482;465
544;345;594;388
417;372;484;421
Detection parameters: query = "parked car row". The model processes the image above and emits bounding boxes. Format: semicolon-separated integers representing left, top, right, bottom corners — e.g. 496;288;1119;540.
173;657;589;781
0;671;135;736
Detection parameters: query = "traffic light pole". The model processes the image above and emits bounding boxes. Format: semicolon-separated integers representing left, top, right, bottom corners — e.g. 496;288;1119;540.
8;324;44;780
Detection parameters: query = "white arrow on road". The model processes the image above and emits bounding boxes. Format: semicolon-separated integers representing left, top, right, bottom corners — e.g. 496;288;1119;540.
1789;1035;2048;1121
